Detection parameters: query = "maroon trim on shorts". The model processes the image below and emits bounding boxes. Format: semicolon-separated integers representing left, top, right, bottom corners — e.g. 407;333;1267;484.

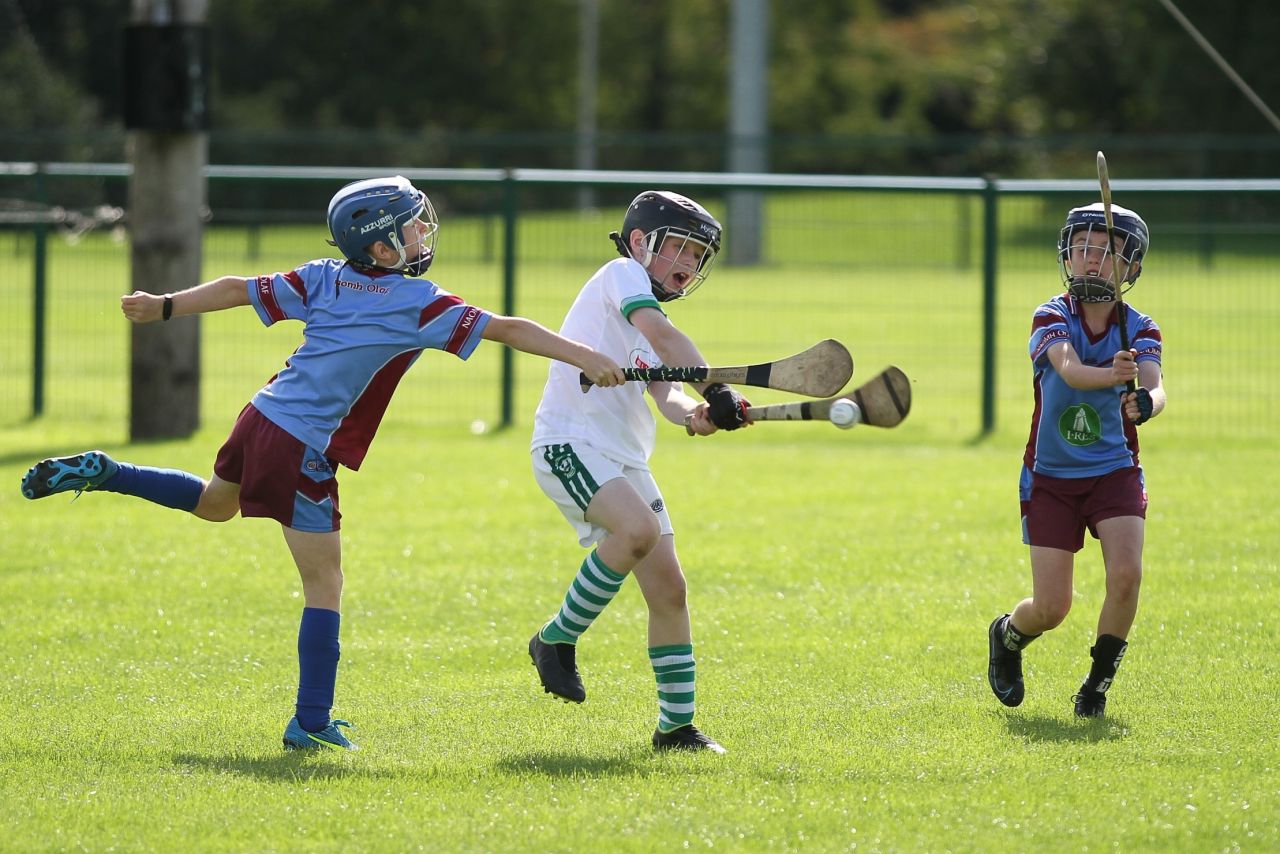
1024;467;1146;553
213;403;342;531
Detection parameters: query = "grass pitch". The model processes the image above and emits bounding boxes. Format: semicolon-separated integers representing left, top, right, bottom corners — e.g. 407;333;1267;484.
2;419;1276;851
2;206;1277;851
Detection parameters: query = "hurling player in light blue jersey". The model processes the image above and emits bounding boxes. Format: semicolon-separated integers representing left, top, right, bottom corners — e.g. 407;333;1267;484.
987;201;1166;719
22;176;623;751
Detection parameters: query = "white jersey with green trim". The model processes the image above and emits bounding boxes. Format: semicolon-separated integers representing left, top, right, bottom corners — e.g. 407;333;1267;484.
533;257;666;468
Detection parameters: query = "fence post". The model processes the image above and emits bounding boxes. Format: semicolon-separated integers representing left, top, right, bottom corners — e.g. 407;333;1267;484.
499;171;518;428
32;166;48;417
980;177;998;436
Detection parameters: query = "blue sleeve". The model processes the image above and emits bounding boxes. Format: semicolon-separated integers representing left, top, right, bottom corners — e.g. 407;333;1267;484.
1132;312;1162;366
1029;302;1069;363
416;290;493;360
248;260;330;327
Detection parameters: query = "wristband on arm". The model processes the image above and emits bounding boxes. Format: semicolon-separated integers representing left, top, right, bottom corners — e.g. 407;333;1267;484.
1131;387;1153;425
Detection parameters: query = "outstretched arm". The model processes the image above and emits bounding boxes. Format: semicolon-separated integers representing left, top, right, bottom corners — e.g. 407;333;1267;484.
121;276;250;324
481;314;624;387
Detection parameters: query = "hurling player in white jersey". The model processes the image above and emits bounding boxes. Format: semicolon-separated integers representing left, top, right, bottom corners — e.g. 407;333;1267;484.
21;176;623;752
987;201;1166;719
528;191;752;753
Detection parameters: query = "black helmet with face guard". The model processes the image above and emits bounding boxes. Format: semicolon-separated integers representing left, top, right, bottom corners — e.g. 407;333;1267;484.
609;191;723;302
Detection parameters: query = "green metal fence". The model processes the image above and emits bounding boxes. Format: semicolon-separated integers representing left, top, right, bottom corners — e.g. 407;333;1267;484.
2;163;1276;445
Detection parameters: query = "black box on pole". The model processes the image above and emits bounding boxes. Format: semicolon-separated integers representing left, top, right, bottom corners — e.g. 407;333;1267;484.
123;24;210;132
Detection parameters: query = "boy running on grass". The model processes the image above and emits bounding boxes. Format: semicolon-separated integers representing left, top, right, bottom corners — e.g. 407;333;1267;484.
988;201;1166;718
22;175;623;751
527;190;751;753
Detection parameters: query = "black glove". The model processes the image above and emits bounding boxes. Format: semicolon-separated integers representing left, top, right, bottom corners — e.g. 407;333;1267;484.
1129;387;1154;425
703;383;749;431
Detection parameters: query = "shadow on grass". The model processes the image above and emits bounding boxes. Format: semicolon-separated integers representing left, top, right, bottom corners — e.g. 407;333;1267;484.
495;751;650;778
172;751;386;782
1002;711;1130;743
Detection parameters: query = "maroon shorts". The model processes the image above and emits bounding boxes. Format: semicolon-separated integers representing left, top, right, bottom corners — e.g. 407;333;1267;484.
1021;466;1146;552
214;404;341;533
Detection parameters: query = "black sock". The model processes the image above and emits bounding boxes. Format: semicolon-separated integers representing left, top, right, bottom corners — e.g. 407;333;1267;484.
1002;617;1041;652
1084;634;1128;693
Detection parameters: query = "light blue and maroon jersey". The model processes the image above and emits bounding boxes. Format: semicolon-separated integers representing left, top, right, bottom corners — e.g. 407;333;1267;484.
1024;293;1162;478
246;258;491;470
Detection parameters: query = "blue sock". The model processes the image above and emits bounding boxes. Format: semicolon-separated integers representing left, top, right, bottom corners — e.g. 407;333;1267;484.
295;607;341;732
98;463;203;512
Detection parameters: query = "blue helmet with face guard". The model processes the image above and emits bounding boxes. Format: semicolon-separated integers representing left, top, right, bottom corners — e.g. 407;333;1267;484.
1058;202;1150;302
327;175;439;276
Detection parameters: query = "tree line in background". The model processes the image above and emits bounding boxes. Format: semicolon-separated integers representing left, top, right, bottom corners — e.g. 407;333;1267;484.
1;0;1278;177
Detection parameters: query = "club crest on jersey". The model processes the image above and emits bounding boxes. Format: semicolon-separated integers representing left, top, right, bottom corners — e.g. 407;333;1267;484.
649;499;664;514
631;348;657;370
1058;404;1101;446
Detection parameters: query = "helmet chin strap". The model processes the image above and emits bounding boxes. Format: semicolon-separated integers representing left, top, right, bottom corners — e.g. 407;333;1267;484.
609;230;677;300
389;235;410;271
609;231;630;259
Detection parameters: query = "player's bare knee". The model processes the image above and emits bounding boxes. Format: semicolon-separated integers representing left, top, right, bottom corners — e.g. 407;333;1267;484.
659;577;688;613
1107;564;1142;600
300;565;344;597
193;500;238;522
1035;598;1072;629
640;568;687;616
617;518;661;561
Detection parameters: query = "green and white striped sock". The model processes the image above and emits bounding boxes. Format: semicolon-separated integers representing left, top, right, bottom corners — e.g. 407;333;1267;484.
650;643;696;733
539;550;625;644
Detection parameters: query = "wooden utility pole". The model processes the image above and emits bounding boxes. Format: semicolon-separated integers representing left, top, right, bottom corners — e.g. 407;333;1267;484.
124;0;209;439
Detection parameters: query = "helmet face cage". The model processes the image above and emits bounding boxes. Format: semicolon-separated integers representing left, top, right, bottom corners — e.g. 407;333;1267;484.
1057;203;1149;303
327;176;440;277
638;227;718;300
620;191;723;302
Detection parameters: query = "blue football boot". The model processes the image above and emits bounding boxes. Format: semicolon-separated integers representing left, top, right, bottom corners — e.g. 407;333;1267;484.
282;716;357;751
21;451;119;500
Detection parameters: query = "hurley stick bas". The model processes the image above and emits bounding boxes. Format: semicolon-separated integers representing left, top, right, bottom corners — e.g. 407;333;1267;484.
1096;150;1137;393
684;366;912;434
580;338;853;398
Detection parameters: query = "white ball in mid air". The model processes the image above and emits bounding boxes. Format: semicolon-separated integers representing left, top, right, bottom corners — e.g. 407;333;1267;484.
828;398;860;429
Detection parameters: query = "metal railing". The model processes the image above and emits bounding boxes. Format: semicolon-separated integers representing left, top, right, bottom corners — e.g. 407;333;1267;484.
3;163;1277;442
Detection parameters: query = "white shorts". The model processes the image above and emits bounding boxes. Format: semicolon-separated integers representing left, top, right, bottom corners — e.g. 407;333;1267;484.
532;443;673;547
